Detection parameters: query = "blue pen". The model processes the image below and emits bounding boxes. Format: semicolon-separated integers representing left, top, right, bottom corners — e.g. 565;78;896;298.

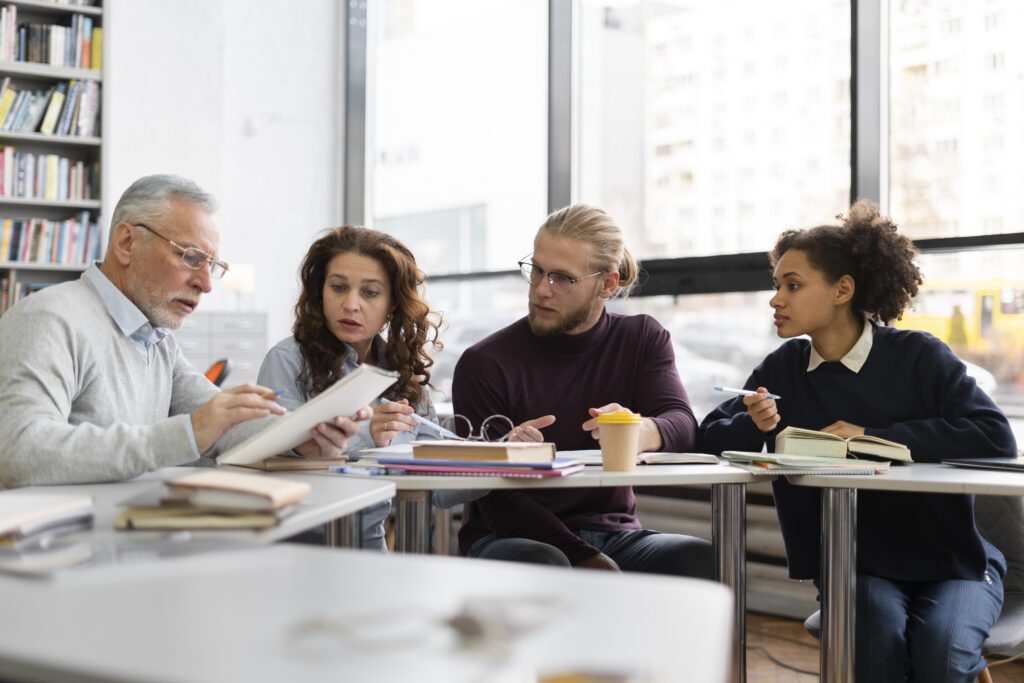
379;398;461;440
714;386;782;400
329;465;391;476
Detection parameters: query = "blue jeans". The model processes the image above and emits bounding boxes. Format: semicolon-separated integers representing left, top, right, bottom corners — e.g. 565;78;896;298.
467;528;713;579
854;541;1005;683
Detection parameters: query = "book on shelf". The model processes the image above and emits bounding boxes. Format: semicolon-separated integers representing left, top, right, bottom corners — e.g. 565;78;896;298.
721;450;890;475
775;426;912;463
38;82;67;135
0;492;93;548
411;440;556;463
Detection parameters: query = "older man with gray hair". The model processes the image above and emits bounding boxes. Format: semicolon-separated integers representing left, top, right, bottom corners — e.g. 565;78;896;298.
0;174;365;488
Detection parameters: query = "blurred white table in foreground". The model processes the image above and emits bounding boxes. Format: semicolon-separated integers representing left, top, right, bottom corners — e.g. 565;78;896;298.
319;462;761;683
0;544;734;683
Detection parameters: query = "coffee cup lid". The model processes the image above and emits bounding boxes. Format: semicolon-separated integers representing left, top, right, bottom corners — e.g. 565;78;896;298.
595;409;643;424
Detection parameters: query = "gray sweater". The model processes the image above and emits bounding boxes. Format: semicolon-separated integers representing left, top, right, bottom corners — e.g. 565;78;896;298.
0;269;258;488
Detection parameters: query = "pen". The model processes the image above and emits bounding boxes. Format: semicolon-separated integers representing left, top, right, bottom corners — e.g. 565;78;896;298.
379;398;461;440
260;389;286;400
713;386;782;400
329;465;391;476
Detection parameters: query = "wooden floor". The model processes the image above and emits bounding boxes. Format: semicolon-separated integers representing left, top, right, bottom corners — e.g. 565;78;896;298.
747;612;1024;681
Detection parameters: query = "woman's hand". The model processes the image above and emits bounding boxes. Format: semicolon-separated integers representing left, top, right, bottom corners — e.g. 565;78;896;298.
369;399;418;447
821;421;865;439
744;388;780;433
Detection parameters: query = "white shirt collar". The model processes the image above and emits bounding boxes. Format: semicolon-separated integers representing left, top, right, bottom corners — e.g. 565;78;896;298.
807;318;874;373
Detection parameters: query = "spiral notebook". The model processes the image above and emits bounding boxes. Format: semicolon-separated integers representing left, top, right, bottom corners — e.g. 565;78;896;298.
376;462;585;478
722;451;888;476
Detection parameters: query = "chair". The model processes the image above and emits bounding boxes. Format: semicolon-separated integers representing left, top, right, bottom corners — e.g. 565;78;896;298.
802;494;1024;683
204;358;232;387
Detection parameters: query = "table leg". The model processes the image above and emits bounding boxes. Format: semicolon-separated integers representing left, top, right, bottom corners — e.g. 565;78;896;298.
325;513;362;548
820;487;857;683
434;505;452;556
712;483;746;683
394;490;432;553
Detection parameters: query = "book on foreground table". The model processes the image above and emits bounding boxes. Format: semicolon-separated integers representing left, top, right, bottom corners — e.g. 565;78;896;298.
0;492;93;548
116;470;311;531
722;450;890;475
775;426;911;462
411;440;556;463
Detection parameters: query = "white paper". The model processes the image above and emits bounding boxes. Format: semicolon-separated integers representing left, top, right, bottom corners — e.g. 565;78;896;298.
218;364;398;466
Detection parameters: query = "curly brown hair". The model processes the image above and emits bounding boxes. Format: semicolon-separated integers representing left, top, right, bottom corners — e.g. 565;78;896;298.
293;226;442;406
769;200;923;324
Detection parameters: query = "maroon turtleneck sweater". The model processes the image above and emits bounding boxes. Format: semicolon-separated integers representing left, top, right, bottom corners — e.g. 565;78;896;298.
451;310;697;564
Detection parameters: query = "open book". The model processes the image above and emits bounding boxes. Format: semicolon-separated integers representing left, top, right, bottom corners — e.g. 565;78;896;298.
218;364;398;466
775;426;912;463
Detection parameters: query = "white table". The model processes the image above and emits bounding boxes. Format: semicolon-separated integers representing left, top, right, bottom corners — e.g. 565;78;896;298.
787;463;1024;683
15;466;396;552
320;462;760;683
0;544;735;683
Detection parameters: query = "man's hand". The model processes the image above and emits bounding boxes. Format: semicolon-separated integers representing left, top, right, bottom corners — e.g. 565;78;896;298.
743;388;780;433
507;415;556;442
576;552;621;572
191;384;287;454
821;421;865;439
582;404;663;452
369;399;417;447
291;406;373;459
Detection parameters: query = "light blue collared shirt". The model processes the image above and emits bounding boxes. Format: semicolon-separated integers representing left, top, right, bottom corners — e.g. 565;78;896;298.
83;262;169;359
82;263;202;458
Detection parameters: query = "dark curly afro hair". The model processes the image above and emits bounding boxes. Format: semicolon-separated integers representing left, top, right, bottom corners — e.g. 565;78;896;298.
769;200;923;324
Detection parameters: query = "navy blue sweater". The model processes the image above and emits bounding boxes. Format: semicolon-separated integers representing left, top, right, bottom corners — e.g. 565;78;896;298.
453;311;697;564
698;325;1017;582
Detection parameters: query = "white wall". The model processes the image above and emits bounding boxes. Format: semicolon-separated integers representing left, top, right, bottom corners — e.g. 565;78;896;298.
106;0;343;346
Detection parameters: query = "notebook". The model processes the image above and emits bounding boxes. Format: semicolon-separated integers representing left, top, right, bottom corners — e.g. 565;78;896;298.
558;450;719;467
374;462;585;478
377;456;581;470
218;364;398;466
0;492;93;547
722;451;889;476
410;440;555;463
942;456;1024;473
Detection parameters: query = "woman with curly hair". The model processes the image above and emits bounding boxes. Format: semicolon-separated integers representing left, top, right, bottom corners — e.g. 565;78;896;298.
698;200;1016;682
258;225;441;550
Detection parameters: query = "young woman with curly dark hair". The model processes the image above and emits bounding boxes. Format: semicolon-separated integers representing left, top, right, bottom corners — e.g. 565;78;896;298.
698;200;1016;682
257;225;441;550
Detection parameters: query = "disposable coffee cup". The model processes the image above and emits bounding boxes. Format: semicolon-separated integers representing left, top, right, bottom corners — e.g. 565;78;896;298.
596;409;643;471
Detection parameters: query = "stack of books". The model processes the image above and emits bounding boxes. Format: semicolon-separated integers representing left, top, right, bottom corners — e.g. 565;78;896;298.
360;440;584;479
115;470;311;530
0;492;94;575
0;492;93;548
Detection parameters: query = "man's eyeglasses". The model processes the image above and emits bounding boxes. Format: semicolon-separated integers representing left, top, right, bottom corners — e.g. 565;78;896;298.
134;223;229;279
442;414;516;442
517;256;606;295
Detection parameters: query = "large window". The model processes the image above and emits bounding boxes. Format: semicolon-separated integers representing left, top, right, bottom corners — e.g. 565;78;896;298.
369;0;548;278
578;0;852;258
890;0;1024;238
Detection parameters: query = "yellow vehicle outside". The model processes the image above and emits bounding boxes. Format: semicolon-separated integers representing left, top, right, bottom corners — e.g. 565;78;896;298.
896;279;1024;359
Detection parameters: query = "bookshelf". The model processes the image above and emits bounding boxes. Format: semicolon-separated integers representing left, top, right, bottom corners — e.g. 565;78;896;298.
0;0;103;316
